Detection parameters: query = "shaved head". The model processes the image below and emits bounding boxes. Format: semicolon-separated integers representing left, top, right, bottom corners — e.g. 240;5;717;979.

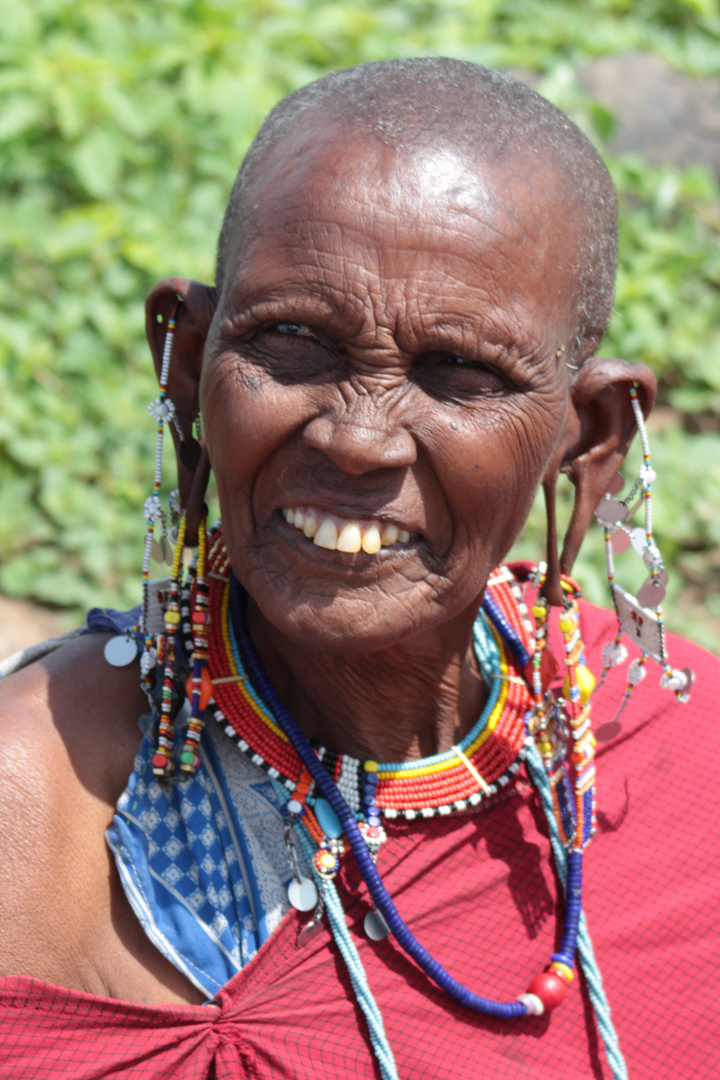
216;57;617;364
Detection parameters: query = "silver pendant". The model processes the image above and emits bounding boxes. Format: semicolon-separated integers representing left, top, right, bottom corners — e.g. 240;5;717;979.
297;917;324;948
611;529;631;554
607;471;624;495
151;538;166;564
613;586;664;662
630;527;648;556
364;909;389;941
637;577;666;608
595;498;627;525
104;634;138;667
288;877;318;912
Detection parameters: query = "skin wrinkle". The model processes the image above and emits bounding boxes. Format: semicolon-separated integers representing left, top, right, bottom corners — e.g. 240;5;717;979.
195;130;581;761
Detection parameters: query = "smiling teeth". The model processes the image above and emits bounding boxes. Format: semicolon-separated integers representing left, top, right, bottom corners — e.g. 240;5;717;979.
314;518;339;550
283;508;412;552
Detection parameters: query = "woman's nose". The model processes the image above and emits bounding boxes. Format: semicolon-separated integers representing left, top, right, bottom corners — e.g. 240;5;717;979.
301;393;417;476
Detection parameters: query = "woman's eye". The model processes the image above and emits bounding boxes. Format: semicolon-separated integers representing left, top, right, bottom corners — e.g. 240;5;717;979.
273;322;315;337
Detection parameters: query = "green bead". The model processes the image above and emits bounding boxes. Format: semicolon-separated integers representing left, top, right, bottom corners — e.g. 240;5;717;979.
180;750;196;765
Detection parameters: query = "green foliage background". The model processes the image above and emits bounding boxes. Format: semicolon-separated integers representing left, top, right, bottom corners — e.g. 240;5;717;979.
1;0;719;649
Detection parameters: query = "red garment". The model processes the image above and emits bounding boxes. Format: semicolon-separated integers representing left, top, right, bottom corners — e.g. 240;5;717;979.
1;601;718;1079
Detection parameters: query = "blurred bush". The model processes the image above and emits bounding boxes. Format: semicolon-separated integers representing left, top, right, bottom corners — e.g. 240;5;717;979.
1;0;719;648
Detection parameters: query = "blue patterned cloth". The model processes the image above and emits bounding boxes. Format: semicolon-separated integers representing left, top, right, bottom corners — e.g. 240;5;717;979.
106;719;298;998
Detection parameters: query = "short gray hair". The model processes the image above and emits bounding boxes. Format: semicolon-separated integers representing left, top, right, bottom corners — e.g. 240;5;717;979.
216;57;617;363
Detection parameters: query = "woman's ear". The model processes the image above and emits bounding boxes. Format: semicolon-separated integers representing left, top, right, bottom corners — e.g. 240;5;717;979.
556;356;657;577
145;277;218;540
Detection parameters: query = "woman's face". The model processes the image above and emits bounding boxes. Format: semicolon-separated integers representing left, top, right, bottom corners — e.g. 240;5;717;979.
201;132;581;653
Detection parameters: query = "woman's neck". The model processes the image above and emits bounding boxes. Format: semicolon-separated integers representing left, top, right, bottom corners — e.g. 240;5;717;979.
246;600;488;763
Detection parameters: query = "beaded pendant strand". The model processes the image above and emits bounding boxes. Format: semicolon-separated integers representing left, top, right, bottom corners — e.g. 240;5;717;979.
597;382;693;718
151;513;187;778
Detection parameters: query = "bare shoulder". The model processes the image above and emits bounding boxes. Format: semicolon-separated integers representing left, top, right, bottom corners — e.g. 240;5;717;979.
0;632;147;812
0;634;148;987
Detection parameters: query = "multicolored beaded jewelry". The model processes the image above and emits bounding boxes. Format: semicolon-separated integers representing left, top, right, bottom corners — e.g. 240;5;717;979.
223;554;585;1022
171;527;591;1022
181;529;531;821
596;382;694;721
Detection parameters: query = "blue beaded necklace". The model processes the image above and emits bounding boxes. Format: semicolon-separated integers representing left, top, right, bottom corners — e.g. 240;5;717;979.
229;573;580;1021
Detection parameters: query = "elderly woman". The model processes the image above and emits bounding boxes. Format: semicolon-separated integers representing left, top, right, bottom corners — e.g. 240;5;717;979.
0;59;717;1080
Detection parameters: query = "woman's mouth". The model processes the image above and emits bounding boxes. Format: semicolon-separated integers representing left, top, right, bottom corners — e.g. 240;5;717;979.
280;506;415;554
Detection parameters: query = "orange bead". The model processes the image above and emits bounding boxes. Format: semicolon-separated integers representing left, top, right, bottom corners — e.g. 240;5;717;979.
185;666;213;710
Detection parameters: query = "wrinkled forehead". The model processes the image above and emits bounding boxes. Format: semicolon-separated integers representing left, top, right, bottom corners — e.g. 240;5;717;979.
221;121;582;313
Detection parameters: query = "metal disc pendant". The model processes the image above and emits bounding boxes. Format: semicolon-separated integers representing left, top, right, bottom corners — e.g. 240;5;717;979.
288;877;318;912
607;471;624;495
611;529;631;554
104;635;138;667
364;909;389;941
595;498;627;526
630;526;648;556
297;918;324;948
637;577;666;607
151;538;165;563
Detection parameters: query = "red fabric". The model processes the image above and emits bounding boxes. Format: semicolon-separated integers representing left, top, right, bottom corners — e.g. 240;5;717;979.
1;600;718;1079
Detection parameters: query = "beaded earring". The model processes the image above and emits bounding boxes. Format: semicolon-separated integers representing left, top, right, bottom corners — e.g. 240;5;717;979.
526;576;597;855
129;302;213;778
596;382;694;724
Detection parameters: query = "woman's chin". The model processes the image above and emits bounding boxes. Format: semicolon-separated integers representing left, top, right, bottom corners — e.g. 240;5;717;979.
245;578;447;656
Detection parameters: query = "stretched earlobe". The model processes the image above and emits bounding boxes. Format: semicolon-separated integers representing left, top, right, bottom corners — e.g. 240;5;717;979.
557;357;657;576
543;476;564;607
145;277;218;511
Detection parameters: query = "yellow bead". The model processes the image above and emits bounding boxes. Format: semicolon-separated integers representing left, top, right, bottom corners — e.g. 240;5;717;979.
364;760;379;773
558;612;575;634
564;665;596;704
532;602;546;621
164;610;180;625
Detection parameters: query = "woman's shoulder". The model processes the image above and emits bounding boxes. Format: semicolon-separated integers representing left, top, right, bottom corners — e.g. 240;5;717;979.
0;631;147;808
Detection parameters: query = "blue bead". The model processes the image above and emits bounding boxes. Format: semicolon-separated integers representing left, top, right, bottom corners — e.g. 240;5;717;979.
368;814;381;827
365;772;378;785
313;797;343;839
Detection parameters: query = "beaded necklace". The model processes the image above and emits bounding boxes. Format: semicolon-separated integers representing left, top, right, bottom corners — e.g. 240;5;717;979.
182;529;534;821
155;524;627;1078
175;526;586;1001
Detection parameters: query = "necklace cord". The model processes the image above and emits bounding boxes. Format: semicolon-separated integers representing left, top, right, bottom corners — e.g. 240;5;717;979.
230;574;531;1018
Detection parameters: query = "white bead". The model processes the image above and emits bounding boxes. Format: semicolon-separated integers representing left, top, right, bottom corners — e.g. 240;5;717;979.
144;494;163;522
517;992;545;1016
140;649;157;675
641;466;657;483
660;669;686;692
602;641;628;667
628;658;646;685
642;544;662;571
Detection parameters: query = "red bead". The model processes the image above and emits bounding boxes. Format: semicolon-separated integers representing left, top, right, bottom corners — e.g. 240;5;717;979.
152;752;168;769
185;666;213;710
523;647;558;692
527;971;568;1012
